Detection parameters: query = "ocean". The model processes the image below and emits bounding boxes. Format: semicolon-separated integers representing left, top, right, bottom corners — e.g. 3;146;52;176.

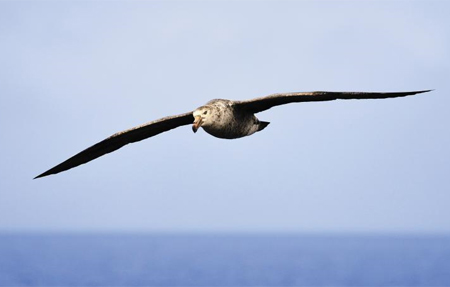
0;233;449;286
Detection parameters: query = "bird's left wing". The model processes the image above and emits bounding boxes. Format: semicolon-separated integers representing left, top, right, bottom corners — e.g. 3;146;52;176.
34;111;194;179
233;90;431;114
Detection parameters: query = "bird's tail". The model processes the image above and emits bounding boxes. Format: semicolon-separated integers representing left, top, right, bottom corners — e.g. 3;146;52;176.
258;121;270;131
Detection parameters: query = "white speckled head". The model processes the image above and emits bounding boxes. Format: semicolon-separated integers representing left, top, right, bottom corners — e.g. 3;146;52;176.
192;106;213;133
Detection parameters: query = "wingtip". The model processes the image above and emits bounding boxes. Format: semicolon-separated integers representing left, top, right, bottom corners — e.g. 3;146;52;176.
33;174;44;180
33;171;52;180
417;89;434;94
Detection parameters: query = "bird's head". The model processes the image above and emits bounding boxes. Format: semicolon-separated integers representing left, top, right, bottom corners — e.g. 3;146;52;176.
192;106;213;133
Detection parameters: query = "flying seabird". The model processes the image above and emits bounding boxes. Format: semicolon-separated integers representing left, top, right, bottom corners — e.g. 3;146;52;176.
34;90;431;179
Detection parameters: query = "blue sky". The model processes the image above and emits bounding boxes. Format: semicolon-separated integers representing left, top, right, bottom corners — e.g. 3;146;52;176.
0;1;449;233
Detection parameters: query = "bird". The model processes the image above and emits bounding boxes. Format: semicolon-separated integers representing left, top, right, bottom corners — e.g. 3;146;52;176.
34;90;431;179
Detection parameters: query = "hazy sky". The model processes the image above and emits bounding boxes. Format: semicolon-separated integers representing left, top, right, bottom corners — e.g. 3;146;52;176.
1;1;449;234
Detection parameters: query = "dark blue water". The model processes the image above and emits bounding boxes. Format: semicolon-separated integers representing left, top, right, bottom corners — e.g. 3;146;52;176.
0;233;449;286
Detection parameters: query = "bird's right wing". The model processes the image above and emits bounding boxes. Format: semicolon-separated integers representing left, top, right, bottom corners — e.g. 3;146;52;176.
35;111;194;179
233;90;431;114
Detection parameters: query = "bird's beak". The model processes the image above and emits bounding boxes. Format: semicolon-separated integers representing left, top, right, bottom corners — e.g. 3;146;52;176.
192;116;203;133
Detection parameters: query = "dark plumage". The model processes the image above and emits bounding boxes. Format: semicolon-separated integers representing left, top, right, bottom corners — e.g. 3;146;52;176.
35;90;431;179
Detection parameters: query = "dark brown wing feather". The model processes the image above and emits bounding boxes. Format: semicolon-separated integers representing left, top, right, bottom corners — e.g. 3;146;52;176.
35;111;194;179
233;90;431;113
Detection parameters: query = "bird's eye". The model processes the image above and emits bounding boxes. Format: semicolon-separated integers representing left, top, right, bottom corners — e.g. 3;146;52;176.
203;111;208;115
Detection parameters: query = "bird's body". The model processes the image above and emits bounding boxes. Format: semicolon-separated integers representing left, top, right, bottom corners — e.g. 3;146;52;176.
35;89;431;179
193;99;269;139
